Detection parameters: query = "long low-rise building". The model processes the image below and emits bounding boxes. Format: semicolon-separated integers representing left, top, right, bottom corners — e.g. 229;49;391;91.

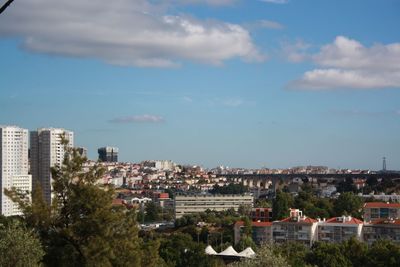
174;194;253;218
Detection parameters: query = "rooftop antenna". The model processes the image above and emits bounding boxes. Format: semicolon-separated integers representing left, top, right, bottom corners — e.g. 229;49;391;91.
382;157;387;172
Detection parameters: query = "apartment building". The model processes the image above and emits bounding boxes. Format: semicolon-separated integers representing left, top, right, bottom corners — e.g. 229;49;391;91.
30;128;74;204
98;146;118;162
0;126;32;216
234;221;272;245
251;207;273;222
363;202;400;222
174;194;253;218
317;216;363;243
363;219;400;245
272;209;318;247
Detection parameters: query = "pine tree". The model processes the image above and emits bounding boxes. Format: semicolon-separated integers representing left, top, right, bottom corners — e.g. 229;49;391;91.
6;137;143;266
0;218;44;267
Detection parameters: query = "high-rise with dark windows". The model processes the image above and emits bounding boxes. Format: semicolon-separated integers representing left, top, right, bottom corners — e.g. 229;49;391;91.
98;147;118;162
30;128;74;204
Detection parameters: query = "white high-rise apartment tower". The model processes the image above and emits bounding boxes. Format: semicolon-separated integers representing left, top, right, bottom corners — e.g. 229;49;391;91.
0;126;32;216
30;128;74;204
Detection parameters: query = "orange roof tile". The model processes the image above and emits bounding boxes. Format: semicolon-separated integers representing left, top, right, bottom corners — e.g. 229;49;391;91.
364;202;400;208
279;217;317;224
252;221;273;227
325;217;363;224
235;221;272;227
368;219;400;225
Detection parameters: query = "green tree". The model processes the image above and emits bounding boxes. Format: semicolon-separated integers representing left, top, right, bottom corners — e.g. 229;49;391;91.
0;219;44;267
275;241;310;267
210;183;248;195
272;190;293;220
333;192;363;218
238;204;252;217
254;199;271;208
145;201;162;222
366;176;378;187
198;226;209;243
242;216;252;237
366;239;400;267
307;242;352;267
336;177;357;193
159;233;212;267
141;239;165;267
341;237;368;267
234;235;257;252
6;140;143;266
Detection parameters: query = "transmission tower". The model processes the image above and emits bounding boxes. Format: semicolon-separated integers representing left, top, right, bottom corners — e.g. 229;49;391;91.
382;157;387;172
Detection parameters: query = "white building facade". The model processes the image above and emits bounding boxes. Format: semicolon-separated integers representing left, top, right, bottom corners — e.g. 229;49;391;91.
30;128;73;204
174;194;253;218
317;216;363;243
0;126;32;216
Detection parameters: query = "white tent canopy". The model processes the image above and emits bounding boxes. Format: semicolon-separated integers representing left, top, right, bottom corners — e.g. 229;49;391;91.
205;245;256;258
205;245;218;255
217;246;239;256
237;247;256;258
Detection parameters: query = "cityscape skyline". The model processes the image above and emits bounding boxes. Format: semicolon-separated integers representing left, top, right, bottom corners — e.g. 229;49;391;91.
1;0;400;169
1;123;397;172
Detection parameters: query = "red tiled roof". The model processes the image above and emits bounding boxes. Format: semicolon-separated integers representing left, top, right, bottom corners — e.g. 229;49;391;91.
364;202;400;208
325;217;363;224
279;217;317;224
252;221;273;227
368;219;400;225
235;221;272;227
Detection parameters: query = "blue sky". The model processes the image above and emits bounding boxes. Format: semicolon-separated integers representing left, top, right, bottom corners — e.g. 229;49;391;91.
1;0;399;170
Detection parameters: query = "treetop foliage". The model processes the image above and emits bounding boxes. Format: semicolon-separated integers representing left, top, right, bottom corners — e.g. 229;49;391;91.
210;183;248;195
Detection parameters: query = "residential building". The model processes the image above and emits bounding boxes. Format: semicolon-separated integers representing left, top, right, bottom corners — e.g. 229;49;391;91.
272;209;318;247
174;194;253;218
251;207;273;222
363;219;400;244
234;221;272;245
98;146;118;162
0;126;32;216
30;128;74;204
317;216;363;243
76;147;88;158
142;160;176;171
363;202;400;222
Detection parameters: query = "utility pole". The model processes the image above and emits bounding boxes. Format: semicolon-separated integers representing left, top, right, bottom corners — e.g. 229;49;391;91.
0;0;15;15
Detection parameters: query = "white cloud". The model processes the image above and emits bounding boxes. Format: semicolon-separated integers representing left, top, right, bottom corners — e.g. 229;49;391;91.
209;97;255;107
314;36;400;71
289;36;400;90
222;98;244;107
281;39;311;62
182;96;193;103
0;0;264;67
260;0;289;4
109;115;164;123
291;69;400;90
176;0;237;6
258;20;285;30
